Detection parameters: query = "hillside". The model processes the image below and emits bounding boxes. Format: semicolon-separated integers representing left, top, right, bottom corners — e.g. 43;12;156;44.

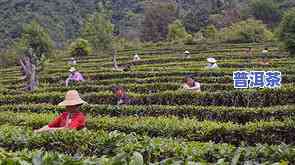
1;42;295;163
1;0;294;49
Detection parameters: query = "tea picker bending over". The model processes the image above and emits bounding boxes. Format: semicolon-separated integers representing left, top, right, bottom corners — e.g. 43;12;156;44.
68;57;77;65
112;86;131;105
65;67;85;87
34;90;87;133
133;53;141;62
207;57;218;69
184;50;191;59
181;76;201;92
259;47;271;65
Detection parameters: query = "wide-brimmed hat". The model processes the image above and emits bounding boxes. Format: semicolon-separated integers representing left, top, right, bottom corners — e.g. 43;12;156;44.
184;50;190;54
69;67;76;72
58;90;87;106
207;57;217;63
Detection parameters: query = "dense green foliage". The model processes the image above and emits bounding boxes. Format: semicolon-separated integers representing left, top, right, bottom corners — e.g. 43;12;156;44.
219;19;274;43
183;9;210;33
141;0;176;42
0;125;294;164
81;13;114;52
278;8;295;55
168;20;189;41
201;25;218;39
68;38;92;57
1;0;295;50
250;0;281;27
2;104;295;123
1;35;295;163
16;20;53;62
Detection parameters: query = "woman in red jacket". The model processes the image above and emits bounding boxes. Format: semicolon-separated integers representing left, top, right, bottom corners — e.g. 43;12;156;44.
34;90;87;133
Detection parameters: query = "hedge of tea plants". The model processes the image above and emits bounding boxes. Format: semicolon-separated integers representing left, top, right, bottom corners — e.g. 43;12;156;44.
0;42;295;164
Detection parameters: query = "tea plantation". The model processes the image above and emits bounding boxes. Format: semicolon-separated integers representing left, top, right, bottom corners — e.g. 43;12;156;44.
0;42;295;164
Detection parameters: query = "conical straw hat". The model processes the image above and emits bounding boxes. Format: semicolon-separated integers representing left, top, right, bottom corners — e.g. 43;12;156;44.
69;67;76;72
58;90;87;106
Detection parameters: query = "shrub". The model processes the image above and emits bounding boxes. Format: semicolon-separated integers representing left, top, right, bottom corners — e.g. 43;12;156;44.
1;125;295;163
168;20;189;41
1;87;294;107
201;25;218;40
68;38;91;57
183;34;195;45
2;104;294;124
219;19;273;43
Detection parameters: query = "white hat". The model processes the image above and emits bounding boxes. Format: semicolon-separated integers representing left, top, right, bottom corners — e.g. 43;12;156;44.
207;58;217;63
184;51;190;54
58;90;87;106
69;67;76;72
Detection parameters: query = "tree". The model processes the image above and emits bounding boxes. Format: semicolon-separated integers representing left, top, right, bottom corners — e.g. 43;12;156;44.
201;25;218;39
250;0;281;27
220;19;273;43
141;0;176;42
183;8;210;33
278;8;295;55
68;38;92;57
168;20;189;41
81;13;114;53
16;20;53;91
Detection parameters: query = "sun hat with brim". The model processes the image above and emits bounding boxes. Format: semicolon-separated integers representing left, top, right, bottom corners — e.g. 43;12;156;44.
207;58;217;63
184;51;190;54
58;90;87;106
69;67;76;72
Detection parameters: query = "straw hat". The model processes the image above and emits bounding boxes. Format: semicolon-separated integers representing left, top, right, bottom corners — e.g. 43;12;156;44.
58;90;87;106
184;50;190;54
207;57;217;63
69;67;76;72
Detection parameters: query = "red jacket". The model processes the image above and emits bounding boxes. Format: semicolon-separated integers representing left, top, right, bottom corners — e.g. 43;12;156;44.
48;112;86;129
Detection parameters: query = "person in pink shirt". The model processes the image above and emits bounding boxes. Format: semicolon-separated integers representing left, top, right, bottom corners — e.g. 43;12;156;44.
65;67;85;87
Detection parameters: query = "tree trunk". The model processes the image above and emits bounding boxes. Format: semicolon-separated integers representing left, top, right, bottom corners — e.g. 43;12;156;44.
112;49;119;69
20;56;38;92
28;64;38;91
19;57;29;80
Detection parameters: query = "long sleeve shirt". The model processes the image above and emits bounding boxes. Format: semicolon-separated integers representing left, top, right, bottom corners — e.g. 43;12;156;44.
67;72;85;82
182;82;201;92
48;112;86;129
207;63;218;69
117;95;131;105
